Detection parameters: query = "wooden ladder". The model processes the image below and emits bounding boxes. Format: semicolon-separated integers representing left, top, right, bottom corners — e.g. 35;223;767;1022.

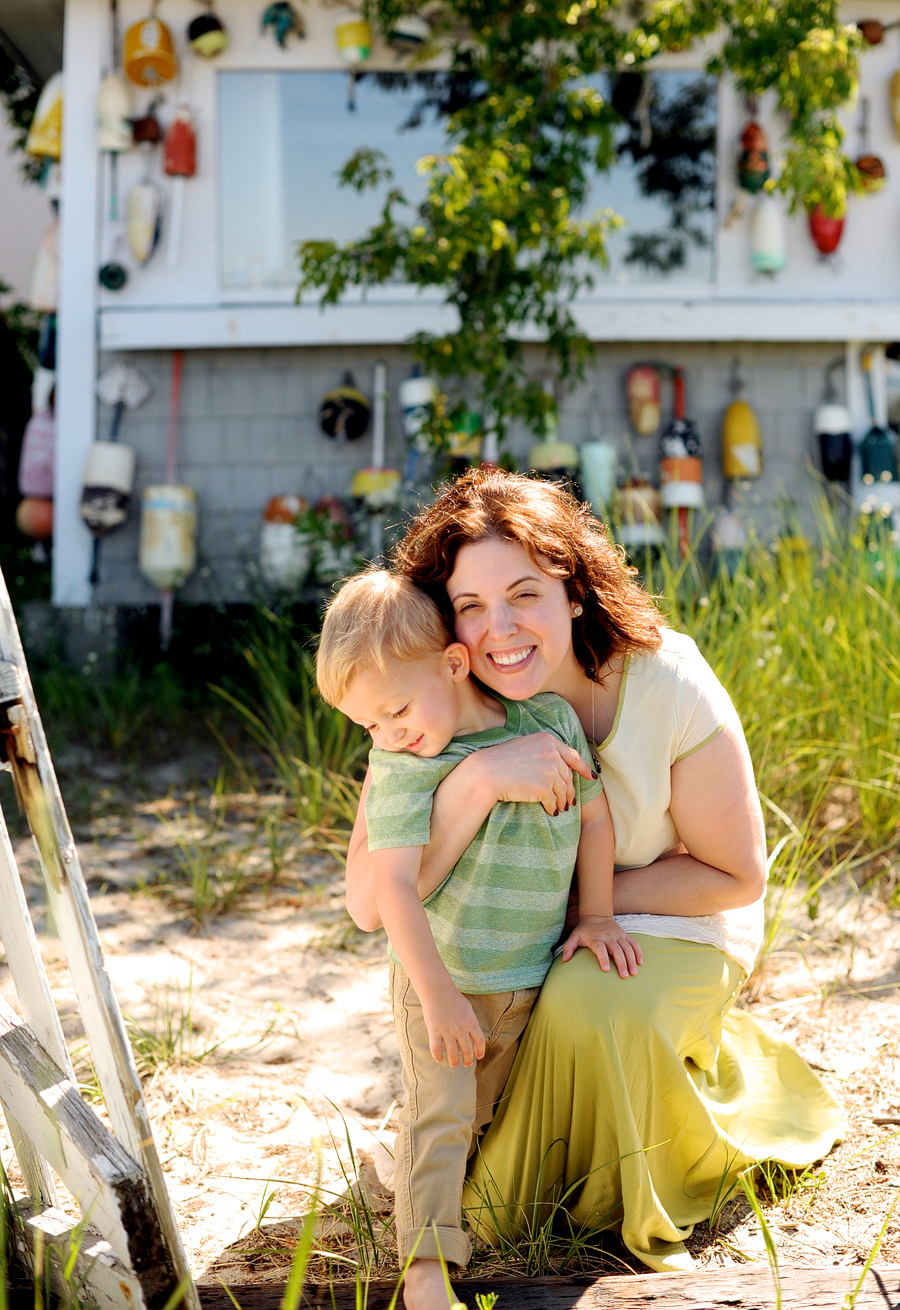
0;567;199;1310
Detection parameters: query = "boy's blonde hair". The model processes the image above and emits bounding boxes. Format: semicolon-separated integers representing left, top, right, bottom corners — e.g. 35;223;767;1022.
316;570;453;706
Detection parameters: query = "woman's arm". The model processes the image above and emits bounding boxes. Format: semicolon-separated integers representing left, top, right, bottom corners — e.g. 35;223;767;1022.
611;714;768;916
344;733;594;930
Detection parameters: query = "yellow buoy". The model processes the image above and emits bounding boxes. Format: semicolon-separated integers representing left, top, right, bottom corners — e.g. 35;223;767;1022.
721;398;763;480
891;70;900;142
123;17;178;86
26;72;64;160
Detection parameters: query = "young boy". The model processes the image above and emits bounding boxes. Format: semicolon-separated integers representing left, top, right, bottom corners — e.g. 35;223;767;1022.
316;571;641;1310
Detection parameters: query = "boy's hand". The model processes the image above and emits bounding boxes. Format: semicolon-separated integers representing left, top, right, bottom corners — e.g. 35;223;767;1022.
421;987;486;1067
561;915;643;978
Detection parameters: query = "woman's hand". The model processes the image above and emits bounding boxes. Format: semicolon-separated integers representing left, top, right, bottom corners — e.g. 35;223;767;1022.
470;732;595;816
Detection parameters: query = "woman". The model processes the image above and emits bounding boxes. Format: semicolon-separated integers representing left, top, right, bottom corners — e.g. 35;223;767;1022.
345;469;844;1276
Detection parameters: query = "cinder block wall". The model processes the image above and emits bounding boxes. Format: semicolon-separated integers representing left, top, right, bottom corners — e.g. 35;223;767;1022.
92;340;842;606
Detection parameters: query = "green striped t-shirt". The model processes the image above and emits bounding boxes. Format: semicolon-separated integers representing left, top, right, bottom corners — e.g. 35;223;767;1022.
366;692;603;994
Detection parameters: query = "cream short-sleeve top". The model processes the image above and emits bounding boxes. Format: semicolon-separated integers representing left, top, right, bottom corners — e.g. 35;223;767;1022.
595;628;765;976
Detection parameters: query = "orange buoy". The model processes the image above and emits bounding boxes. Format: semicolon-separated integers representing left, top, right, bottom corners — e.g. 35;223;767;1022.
123;16;178;86
16;497;53;540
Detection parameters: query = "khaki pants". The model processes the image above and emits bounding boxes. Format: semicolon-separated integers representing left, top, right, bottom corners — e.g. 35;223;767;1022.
389;964;539;1267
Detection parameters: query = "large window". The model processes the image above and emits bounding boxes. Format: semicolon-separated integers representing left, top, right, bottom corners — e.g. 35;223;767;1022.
217;69;717;293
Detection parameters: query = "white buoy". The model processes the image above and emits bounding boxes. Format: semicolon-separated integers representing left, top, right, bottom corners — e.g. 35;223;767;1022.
139;484;197;590
399;373;437;441
97;72;133;152
751;192;786;275
80;442;136;534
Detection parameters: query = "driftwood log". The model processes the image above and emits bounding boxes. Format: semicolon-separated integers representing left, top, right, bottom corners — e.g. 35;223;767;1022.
198;1263;900;1309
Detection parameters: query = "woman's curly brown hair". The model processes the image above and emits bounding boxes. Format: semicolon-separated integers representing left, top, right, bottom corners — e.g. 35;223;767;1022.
393;468;665;681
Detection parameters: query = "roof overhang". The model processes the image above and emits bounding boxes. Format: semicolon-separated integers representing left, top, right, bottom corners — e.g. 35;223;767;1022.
0;0;65;85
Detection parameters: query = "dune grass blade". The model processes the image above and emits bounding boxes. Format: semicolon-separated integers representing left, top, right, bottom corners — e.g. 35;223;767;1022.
738;1174;781;1310
843;1185;900;1310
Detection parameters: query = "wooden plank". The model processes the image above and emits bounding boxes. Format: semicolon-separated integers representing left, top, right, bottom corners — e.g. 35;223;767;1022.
1;1096;57;1209
0;991;148;1261
0;993;190;1309
0;795;74;1075
0;793;75;1210
14;1202;145;1310
197;1265;900;1310
0;572;200;1310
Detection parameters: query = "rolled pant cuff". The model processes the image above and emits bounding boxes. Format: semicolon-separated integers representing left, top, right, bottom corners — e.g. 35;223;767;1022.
399;1225;472;1268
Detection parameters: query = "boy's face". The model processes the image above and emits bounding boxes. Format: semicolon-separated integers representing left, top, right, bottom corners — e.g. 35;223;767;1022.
338;646;470;758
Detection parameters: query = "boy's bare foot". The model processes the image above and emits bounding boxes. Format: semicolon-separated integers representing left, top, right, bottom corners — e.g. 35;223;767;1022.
402;1258;465;1310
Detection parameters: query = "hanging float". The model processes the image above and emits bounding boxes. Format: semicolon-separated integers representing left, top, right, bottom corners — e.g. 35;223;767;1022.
808;205;845;257
164;105;197;266
261;2;305;46
123;13;178;85
259;495;310;592
625;365;661;437
188;2;229;56
335;13;373;63
813;357;852;484
25;72;64;161
28;219;58;313
388;13;431;55
751;192;786;275
83;364;150;586
856;97;887;193
721;361;763;481
139;485;197;590
319;373;371;441
814;403;853;483
127;180;162;263
659;368;703;556
132;96;163;147
97;72;133;153
19;406;55;503
724;110;770;228
614;479;663;550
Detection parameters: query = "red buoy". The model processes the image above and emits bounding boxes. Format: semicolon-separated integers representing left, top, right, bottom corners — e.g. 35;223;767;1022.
808;205;845;256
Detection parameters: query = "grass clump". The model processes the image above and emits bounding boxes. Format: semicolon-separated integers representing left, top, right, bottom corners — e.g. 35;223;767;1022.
642;496;900;953
213;609;368;848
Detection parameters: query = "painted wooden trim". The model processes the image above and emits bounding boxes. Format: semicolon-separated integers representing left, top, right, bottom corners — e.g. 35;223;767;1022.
0;992;146;1265
0;775;74;1077
0;565;201;1310
55;0;103;607
15;1202;145;1310
99;299;900;351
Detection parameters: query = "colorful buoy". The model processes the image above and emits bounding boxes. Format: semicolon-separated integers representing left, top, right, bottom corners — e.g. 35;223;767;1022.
751;192;786;275
188;5;229;57
123;16;178;86
808;205;845;257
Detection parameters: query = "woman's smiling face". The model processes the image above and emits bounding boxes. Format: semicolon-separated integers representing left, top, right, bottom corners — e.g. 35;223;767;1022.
447;537;583;699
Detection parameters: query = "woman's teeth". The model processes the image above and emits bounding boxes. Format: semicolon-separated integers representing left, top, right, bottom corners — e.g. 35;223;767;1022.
491;647;535;667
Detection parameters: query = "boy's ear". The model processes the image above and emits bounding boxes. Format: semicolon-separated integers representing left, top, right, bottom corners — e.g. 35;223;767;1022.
443;642;471;682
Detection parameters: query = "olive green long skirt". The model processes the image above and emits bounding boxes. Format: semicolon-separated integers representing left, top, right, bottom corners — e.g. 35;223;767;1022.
463;936;846;1272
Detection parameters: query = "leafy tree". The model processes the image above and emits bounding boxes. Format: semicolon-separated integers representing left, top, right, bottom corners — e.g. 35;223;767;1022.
298;0;862;442
0;45;43;183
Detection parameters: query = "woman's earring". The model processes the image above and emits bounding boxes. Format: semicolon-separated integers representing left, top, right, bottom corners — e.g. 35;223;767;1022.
573;605;583;617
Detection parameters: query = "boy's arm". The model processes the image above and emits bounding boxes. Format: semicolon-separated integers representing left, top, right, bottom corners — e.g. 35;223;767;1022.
372;844;486;1067
560;790;643;978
